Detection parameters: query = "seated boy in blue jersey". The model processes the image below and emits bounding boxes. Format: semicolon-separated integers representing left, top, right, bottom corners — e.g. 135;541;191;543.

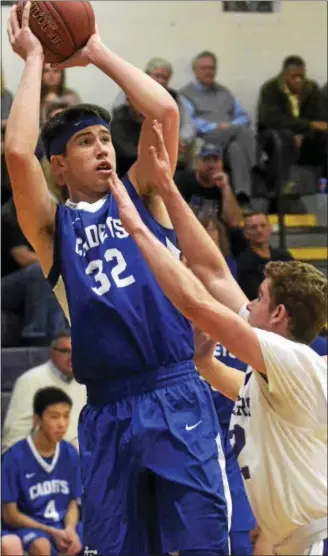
6;5;230;556
2;387;82;556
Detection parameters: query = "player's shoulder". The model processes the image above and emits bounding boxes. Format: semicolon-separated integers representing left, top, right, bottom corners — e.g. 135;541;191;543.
254;329;326;374
3;438;28;463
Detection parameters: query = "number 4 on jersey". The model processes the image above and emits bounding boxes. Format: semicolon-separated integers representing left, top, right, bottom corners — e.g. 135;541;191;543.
44;499;60;521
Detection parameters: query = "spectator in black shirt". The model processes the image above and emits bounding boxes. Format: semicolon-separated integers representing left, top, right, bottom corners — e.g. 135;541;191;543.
175;143;243;228
1;199;67;344
237;211;293;300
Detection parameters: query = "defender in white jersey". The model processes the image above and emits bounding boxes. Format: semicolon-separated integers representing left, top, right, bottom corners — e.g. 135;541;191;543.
105;124;328;556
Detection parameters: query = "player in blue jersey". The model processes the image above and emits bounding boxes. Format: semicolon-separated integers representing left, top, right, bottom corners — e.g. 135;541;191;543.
6;4;230;555
200;343;256;556
1;387;82;556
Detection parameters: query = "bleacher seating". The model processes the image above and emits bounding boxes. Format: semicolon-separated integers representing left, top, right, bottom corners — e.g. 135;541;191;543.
1;347;49;427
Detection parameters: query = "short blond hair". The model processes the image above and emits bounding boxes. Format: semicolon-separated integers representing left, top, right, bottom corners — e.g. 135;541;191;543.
265;261;327;344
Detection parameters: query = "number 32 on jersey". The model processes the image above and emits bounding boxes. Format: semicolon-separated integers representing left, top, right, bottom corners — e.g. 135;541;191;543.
85;248;135;296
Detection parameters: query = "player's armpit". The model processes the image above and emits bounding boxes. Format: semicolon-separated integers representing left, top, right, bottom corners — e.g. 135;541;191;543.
6;152;57;275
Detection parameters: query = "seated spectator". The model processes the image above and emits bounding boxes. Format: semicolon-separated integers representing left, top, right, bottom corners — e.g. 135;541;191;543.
111;98;144;177
2;331;86;453
112;57;196;175
180;51;256;198
1;387;83;556
258;56;327;184
40;65;80;124
237;211;293;300
1;198;67;345
145;57;196;168
175;143;243;227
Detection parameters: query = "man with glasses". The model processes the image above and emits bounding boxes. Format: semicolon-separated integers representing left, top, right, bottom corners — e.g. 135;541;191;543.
2;331;86;453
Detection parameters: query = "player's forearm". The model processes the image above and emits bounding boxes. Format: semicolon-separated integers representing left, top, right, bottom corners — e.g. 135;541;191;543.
5;53;44;156
3;507;53;535
195;358;243;401
89;42;177;121
156;175;231;278
64;501;79;529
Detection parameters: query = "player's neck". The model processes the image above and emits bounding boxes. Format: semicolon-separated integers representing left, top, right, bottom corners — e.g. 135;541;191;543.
32;431;57;457
68;188;108;205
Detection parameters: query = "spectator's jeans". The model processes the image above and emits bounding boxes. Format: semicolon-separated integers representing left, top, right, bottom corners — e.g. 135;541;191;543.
1;263;67;341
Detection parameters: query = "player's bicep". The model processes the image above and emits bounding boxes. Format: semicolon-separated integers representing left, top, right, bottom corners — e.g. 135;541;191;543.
7;153;57;274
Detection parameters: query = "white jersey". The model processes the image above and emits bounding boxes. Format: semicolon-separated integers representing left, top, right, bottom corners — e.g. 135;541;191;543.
230;325;327;554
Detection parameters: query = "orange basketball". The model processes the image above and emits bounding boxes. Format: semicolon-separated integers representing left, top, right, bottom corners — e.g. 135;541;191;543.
16;0;95;63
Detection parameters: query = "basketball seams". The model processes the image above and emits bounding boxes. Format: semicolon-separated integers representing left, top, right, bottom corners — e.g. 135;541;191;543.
81;1;95;39
51;1;78;52
47;1;77;53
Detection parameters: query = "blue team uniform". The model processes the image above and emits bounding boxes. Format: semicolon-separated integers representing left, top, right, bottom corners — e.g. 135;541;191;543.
311;335;328;356
48;175;230;555
1;436;82;554
205;344;256;555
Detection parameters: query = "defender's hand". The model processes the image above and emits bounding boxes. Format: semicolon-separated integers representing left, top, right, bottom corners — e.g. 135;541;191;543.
149;120;174;190
193;327;217;366
108;172;145;236
7;2;43;61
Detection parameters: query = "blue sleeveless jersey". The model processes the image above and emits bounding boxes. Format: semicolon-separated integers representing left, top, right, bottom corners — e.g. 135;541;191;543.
2;437;81;529
48;176;194;385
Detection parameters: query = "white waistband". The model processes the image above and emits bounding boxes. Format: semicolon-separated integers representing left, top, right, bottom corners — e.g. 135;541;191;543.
273;516;327;555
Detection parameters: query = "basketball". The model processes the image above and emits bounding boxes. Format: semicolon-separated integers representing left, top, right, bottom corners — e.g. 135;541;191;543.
16;0;95;63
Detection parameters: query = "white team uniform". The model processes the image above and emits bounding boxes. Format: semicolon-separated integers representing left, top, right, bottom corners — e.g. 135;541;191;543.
230;308;327;555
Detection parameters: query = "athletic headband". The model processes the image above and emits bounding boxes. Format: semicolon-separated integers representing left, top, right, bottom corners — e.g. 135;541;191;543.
48;115;111;158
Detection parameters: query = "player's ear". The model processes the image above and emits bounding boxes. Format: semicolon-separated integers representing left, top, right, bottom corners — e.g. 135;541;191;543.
50;154;68;175
270;303;287;325
33;414;41;431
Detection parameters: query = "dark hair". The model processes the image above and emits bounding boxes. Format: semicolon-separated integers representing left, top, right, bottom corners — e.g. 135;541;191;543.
33;387;72;417
282;56;305;71
41;103;111;160
192;50;217;70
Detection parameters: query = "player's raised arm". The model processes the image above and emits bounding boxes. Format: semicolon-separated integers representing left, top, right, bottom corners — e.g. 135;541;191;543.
148;121;249;313
5;3;57;275
108;171;265;373
5;3;56;273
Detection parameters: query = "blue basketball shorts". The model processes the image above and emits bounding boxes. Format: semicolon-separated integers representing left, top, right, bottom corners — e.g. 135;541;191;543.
79;364;231;556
